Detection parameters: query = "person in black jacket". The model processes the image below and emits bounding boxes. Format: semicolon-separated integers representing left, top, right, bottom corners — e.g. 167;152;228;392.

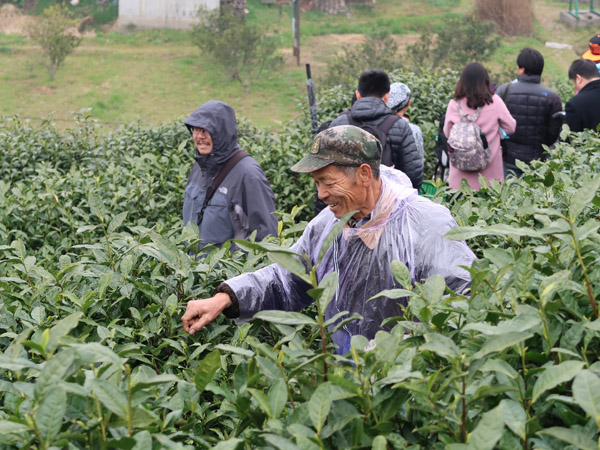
329;70;423;189
495;48;562;177
565;59;600;133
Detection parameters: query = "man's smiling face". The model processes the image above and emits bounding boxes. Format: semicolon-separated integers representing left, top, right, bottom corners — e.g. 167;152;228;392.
191;127;213;155
312;165;366;219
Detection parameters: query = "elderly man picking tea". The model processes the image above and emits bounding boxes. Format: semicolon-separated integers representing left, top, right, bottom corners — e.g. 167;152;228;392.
182;125;475;354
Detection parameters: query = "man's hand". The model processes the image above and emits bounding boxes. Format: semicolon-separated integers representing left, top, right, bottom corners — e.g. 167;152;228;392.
181;293;232;335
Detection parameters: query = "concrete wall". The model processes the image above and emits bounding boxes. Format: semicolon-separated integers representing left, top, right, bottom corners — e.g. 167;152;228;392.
118;0;219;31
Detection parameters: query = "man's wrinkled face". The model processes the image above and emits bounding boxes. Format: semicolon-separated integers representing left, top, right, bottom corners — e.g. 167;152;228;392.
312;165;366;219
191;127;213;155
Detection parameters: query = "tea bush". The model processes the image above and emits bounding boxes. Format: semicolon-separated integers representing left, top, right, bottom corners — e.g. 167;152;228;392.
1;107;600;449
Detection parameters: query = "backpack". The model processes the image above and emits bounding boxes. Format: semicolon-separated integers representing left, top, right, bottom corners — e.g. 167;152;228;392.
344;111;400;166
447;102;491;172
434;113;449;181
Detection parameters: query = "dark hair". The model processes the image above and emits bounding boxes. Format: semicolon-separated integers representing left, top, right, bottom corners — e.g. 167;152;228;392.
453;62;493;109
568;58;600;80
357;69;390;98
517;47;544;76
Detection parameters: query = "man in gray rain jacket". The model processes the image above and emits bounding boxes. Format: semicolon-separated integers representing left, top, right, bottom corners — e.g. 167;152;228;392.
182;100;278;249
182;125;475;354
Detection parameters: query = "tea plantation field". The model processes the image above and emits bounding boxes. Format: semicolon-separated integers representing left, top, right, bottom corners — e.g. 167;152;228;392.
1;76;600;448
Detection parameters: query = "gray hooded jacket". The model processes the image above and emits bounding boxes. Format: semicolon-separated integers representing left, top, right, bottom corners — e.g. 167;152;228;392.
183;101;277;248
330;97;424;189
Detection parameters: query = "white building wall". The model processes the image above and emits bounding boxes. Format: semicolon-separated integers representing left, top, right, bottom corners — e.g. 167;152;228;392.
118;0;219;31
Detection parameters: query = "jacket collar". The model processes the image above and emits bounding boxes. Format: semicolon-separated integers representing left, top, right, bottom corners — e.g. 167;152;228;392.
350;97;391;121
580;78;600;93
517;73;541;84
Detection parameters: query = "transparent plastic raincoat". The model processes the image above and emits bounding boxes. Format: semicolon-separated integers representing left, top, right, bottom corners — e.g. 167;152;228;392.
225;166;475;354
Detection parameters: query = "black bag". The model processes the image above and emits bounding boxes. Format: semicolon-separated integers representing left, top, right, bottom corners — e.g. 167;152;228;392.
435;114;449;181
344;111;400;166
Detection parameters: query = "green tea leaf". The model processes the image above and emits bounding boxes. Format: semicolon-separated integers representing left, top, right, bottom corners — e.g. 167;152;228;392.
479;359;518;379
35;386;67;448
538;426;596;450
254;310;317;326
573;370;600;426
468;405;504;450
532;361;585;403
471;332;533;360
420;333;459;360
0;355;40;371
391;260;411;288
194;350;221;393
309;382;331;434
213;438;243;450
47;311;82;354
214;344;254;357
371;435;387;450
0;420;29;435
88;192;107;221
132;430;152;450
499;399;526;440
108;211;128;234
130;374;180;395
422;275;445;304
317;271;338;314
569;175;600;220
268;379;287;419
92;379;128;419
248;388;271;416
444;226;489;240
267;251;311;284
263;435;301;450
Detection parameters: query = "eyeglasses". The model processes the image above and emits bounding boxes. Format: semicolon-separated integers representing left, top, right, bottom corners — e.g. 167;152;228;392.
190;127;208;134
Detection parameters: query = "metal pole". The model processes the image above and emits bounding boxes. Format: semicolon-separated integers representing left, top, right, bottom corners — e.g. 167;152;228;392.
306;64;319;135
292;0;300;65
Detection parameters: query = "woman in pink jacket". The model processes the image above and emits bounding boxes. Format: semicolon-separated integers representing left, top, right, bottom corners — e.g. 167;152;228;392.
443;63;517;190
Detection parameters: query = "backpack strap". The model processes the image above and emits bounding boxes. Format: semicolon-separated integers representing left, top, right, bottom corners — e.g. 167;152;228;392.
344;110;359;127
377;114;401;134
197;150;250;227
457;101;482;122
345;110;400;135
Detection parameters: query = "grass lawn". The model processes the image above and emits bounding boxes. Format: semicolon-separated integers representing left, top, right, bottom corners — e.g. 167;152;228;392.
0;0;594;129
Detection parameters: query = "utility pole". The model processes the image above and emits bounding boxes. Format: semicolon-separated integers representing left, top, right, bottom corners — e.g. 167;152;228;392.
292;0;300;65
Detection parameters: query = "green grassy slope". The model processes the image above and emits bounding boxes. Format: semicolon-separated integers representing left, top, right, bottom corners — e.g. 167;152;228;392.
0;0;592;129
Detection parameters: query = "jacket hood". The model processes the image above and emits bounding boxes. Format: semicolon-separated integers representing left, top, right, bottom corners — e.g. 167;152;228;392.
184;100;242;168
350;97;391;122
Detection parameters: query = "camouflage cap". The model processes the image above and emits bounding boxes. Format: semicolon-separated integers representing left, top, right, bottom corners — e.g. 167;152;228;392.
290;125;382;173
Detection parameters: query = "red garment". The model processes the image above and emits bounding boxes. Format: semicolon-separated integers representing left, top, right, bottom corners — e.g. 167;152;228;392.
443;95;516;190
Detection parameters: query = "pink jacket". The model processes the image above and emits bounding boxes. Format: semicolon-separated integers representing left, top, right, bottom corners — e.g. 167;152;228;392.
443;95;516;190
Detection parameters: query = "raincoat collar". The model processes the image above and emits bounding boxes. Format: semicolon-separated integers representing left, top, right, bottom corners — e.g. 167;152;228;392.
342;167;417;249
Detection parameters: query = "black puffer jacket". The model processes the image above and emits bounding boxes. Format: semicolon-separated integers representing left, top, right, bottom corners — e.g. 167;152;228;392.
495;74;562;164
330;97;423;188
565;79;600;132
